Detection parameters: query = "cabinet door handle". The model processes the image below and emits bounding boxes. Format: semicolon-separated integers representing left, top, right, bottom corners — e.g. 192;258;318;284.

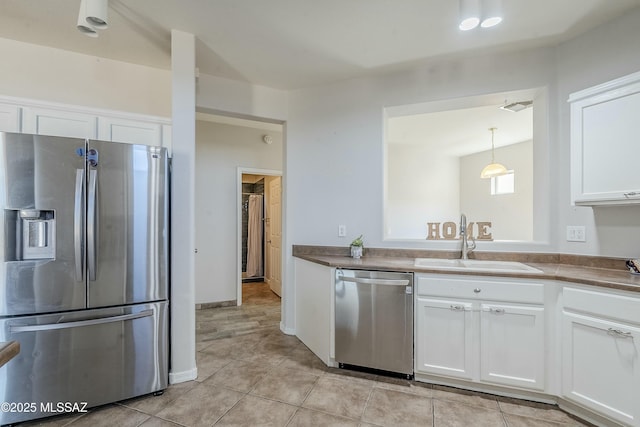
623;192;639;198
450;305;465;311
489;308;505;314
607;328;634;339
473;288;481;293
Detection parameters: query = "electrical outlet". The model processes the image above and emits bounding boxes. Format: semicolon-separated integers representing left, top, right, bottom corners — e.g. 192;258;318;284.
566;226;586;242
338;225;347;237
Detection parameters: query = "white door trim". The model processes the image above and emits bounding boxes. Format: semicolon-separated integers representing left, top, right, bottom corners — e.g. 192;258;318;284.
236;167;283;306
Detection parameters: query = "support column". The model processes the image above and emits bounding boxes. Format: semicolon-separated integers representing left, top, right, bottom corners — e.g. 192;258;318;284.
169;29;197;383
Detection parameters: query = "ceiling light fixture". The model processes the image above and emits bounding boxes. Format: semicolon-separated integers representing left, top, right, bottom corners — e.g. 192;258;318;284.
458;0;480;31
480;127;508;179
77;0;109;38
85;0;109;29
500;100;533;113
459;0;503;31
480;0;503;28
77;0;98;37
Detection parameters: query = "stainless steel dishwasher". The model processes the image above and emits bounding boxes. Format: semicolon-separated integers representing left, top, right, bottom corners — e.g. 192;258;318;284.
335;269;414;378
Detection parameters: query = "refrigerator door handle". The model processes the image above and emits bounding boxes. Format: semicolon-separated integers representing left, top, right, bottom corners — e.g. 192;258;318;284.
9;309;153;333
74;168;85;282
87;169;97;281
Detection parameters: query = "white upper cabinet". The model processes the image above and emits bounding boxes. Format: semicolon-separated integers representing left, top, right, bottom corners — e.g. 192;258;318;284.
22;107;98;139
0;103;21;133
1;96;170;153
98;117;162;146
569;71;640;206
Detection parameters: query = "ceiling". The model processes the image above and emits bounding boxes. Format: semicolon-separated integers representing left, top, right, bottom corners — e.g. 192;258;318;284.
1;0;639;90
387;104;533;157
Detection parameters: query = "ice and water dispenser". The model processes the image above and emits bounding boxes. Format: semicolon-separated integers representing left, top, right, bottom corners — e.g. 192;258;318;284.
19;210;55;260
5;209;56;261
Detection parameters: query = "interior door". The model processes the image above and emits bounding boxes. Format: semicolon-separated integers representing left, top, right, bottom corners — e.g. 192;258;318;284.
0;133;86;316
266;176;282;296
86;140;168;308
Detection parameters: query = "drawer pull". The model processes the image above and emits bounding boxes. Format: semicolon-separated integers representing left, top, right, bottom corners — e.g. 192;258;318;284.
450;305;465;311
473;288;481;293
489;308;505;314
607;328;633;339
623;192;639;198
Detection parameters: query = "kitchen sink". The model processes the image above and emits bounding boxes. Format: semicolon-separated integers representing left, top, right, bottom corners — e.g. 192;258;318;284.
414;258;542;274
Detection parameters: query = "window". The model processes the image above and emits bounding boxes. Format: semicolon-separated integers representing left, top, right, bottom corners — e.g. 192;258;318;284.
491;171;514;195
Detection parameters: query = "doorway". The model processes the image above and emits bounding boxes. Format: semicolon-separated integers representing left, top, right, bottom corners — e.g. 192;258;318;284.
238;169;282;305
241;175;266;283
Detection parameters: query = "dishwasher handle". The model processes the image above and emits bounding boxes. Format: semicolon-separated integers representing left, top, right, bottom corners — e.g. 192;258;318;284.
337;276;410;286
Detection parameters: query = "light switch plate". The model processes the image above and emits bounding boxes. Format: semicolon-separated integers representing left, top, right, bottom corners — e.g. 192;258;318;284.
566;226;586;242
338;225;347;237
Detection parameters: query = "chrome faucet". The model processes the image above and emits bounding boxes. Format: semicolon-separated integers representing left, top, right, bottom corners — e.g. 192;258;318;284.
460;213;476;260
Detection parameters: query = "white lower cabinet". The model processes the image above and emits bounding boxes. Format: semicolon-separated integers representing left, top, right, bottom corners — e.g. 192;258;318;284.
414;274;546;392
480;303;545;390
415;297;474;380
562;287;640;426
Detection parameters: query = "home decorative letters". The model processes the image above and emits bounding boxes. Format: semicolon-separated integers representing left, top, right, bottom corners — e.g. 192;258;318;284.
426;221;493;241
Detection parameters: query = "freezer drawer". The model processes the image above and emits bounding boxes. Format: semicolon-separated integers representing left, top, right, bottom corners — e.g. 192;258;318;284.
0;302;168;425
335;269;414;377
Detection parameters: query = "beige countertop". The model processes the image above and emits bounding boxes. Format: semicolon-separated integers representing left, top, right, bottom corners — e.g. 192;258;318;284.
294;250;640;293
0;341;20;368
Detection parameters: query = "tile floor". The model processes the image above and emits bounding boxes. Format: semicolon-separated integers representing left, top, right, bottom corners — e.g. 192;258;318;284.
22;282;591;427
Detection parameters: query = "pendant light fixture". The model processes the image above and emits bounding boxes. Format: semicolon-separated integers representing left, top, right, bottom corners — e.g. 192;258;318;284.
480;127;508;179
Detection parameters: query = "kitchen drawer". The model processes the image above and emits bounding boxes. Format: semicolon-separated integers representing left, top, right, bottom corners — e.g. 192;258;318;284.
416;274;545;304
563;287;640;325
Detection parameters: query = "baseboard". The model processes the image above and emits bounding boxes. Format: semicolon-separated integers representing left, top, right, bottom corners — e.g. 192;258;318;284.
195;300;237;310
280;321;295;335
169;367;198;384
557;397;624;427
413;372;556;404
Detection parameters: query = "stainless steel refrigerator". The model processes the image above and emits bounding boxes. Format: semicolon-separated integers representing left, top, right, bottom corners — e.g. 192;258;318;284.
0;132;169;425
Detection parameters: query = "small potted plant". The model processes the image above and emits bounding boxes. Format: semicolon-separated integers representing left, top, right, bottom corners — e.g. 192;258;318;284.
350;235;364;259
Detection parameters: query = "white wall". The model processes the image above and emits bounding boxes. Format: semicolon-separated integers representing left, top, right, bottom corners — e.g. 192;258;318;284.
554;9;640;257
285;9;640;268
195;120;283;304
287;47;555;252
197;73;288;122
386;144;459;239
0;37;170;117
460;141;533;241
